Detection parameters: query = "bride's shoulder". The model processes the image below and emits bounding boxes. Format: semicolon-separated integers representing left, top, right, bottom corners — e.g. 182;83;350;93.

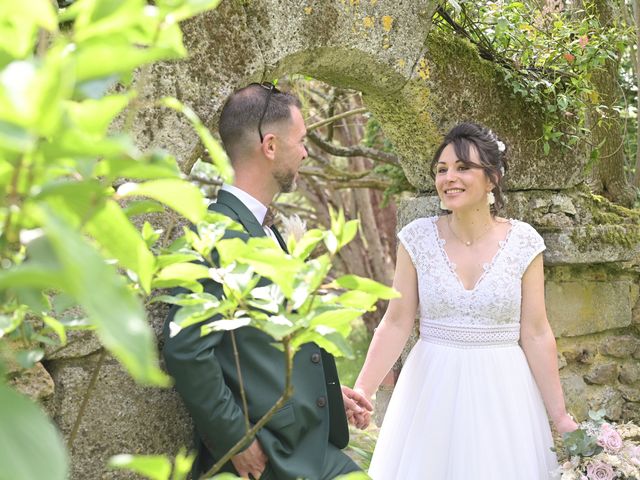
504;217;544;241
400;215;438;230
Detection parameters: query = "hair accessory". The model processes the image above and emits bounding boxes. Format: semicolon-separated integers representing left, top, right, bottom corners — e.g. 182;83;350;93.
499;165;505;176
487;192;496;206
496;140;505;153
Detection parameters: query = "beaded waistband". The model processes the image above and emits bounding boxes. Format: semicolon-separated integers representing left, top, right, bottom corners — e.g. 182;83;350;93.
419;321;520;348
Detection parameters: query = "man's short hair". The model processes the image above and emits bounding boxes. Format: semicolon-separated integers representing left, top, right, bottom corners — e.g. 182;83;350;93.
218;83;302;158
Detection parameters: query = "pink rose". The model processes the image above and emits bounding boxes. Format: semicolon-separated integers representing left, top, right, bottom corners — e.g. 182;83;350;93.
597;424;623;453
586;460;615;480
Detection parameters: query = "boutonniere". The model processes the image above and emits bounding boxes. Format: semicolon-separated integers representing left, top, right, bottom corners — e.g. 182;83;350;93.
280;214;307;242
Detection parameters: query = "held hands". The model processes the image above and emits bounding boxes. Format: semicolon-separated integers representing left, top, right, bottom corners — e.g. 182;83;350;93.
231;438;268;479
342;385;374;430
554;413;579;435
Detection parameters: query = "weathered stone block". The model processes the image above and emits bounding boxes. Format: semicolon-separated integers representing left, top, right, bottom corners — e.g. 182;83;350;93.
559;341;598;365
620;363;640;385
619;386;640;403
584;363;618;385
48;357;191;480
588;386;624;421
600;335;640;358
9;362;55;402
546;281;634;337
560;373;588;420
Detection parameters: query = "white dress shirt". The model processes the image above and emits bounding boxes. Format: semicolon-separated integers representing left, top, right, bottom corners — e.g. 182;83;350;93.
219;184;278;242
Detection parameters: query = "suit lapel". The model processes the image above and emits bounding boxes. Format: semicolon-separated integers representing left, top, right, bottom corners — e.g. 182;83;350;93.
270;225;289;253
215;190;266;238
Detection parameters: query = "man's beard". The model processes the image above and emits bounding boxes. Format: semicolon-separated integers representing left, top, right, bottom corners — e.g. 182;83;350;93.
274;168;296;193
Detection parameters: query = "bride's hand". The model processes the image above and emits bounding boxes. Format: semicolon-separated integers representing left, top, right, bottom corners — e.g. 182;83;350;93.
554;413;579;434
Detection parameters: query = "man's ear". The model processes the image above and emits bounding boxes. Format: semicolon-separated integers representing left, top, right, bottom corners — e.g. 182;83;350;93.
261;133;276;160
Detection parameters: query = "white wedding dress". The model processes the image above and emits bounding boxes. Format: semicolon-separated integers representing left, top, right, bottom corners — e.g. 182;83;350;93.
368;216;558;480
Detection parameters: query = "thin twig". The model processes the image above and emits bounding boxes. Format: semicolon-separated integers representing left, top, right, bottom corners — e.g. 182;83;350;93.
306;131;400;165
68;348;106;453
203;337;294;478
306;108;368;131
230;331;250;433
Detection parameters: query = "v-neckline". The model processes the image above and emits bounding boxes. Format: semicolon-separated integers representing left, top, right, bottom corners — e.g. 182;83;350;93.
431;216;517;293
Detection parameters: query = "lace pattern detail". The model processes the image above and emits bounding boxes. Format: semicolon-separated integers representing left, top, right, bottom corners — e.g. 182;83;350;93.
397;216;546;331
420;321;520;348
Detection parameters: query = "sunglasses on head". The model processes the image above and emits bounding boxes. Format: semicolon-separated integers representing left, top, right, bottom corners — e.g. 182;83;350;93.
249;82;282;143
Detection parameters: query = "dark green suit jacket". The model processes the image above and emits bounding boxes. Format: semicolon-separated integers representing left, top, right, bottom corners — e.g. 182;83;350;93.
163;190;349;480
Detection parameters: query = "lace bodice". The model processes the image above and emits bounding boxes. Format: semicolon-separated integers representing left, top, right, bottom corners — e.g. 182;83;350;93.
398;216;545;338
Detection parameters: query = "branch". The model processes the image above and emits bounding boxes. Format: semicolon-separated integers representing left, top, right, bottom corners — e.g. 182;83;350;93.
299;168;391;190
306;107;367;131
203;337;294;478
306;131;400;165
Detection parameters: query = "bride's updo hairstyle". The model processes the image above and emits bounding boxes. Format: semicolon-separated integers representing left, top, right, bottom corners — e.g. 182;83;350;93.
430;122;508;215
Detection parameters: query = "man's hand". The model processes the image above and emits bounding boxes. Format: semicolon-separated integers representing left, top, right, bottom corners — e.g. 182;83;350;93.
342;385;373;430
231;439;268;479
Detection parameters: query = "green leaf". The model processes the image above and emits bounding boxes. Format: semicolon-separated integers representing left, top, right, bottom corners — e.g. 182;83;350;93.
85;200;156;293
41;209;169;386
339;219;359;249
15;287;51;313
171;449;195;480
152;262;210;291
0;1;57;60
329;274;400;300
95;152;181;181
161;97;233;184
142;221;162;248
122;199;166;218
324;231;339;254
156;0;223;22
335;290;378;311
15;349;44;369
292;229;325;260
334;473;372;480
117;179;206;224
155;253;201;269
66;94;134;136
74;42;184;82
0;383;68;480
0;306;27;338
201;317;251;334
310;308;363;335
216;238;302;297
42;315;67;345
0;121;35;152
109;454;171;480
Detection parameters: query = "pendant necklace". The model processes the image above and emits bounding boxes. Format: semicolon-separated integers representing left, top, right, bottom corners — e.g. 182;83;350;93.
447;215;494;247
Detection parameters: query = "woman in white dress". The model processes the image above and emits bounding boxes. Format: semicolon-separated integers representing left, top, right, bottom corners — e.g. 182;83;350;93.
353;123;578;479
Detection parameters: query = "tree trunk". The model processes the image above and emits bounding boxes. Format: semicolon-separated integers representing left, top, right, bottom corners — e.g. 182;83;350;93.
588;0;637;206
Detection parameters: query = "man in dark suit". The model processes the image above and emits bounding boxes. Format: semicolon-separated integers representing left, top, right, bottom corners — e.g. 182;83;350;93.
163;83;372;480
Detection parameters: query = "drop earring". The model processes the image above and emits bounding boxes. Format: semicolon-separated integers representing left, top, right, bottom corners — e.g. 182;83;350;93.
440;200;447;210
487;192;495;206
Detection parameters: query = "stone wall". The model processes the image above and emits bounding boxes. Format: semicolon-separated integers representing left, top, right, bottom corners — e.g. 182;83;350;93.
12;0;639;478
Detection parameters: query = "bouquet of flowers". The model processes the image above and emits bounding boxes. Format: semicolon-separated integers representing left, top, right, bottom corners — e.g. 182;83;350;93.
553;410;640;480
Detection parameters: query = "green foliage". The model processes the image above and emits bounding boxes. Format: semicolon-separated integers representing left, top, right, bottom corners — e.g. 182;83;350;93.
110;450;195;480
0;0;222;478
561;409;607;457
435;1;632;152
0;383;68;480
1;3;397;479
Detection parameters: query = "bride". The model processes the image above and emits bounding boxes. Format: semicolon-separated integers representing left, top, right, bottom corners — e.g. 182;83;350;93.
353;122;577;479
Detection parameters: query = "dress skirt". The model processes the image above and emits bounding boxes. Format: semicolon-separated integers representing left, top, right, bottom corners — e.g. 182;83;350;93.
368;336;558;480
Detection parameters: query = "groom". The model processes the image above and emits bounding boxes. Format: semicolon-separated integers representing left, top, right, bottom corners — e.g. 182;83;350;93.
163;83;372;480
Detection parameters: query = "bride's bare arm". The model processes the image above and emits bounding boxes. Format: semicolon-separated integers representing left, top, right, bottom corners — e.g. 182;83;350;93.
520;254;578;434
354;244;419;399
